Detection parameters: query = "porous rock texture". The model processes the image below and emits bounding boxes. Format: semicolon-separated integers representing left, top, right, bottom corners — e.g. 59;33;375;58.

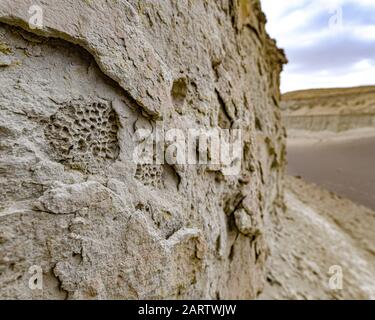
0;0;286;299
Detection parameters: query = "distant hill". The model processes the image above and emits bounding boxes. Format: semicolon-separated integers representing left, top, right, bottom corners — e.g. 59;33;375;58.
281;86;375;132
282;86;375;115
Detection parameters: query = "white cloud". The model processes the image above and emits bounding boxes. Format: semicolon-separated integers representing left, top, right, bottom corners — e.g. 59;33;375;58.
262;0;375;92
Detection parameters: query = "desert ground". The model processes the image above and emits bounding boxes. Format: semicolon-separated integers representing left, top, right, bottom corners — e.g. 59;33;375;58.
262;87;375;299
287;133;375;210
284;86;375;210
261;175;375;300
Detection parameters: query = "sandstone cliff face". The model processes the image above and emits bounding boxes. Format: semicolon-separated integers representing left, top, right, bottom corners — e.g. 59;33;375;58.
281;87;375;133
0;0;286;299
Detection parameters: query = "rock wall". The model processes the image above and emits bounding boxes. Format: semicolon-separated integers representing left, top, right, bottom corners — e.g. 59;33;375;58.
0;0;286;299
281;87;375;133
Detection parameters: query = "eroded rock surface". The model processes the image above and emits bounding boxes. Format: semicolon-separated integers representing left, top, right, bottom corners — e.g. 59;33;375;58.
0;0;285;299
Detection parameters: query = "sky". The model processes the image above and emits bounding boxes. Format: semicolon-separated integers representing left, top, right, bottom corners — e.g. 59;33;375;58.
261;0;375;93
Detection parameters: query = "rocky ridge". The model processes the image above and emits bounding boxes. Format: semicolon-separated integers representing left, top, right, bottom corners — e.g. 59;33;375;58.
282;86;375;132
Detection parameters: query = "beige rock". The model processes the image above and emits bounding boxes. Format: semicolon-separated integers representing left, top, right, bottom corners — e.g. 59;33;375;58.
0;1;286;299
234;208;262;237
0;53;12;66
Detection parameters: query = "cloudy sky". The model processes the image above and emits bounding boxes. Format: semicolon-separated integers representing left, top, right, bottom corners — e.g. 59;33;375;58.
262;0;375;93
